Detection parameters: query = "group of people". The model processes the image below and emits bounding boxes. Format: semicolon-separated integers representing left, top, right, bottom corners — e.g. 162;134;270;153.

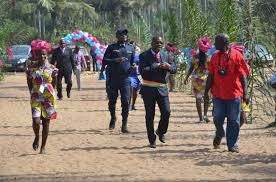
25;27;251;154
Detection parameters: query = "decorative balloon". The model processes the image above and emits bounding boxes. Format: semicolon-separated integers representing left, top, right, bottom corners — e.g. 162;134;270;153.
62;30;107;66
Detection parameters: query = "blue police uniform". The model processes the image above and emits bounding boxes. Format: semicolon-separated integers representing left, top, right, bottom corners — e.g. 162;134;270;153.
103;42;135;130
139;49;177;145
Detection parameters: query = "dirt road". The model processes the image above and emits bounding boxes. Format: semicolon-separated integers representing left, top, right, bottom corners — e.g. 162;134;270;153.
0;73;276;182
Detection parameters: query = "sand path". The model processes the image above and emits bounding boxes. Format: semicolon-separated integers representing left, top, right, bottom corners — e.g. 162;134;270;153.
0;73;276;182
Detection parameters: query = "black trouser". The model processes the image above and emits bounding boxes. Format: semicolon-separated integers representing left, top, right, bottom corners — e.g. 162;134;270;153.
108;78;130;122
141;87;171;144
92;56;98;72
57;71;72;98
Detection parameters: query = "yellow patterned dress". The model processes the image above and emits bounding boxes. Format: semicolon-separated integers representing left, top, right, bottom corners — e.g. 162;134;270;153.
191;57;210;99
28;63;58;119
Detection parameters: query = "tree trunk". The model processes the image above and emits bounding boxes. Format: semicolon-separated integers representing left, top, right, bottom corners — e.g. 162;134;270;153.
33;11;37;33
38;9;41;38
42;13;45;38
160;0;164;39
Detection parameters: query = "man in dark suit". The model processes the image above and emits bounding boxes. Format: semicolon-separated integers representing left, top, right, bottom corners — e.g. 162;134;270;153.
139;36;177;148
103;28;135;133
51;39;75;100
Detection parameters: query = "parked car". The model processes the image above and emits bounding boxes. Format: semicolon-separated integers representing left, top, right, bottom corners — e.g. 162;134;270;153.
6;45;31;71
244;43;274;66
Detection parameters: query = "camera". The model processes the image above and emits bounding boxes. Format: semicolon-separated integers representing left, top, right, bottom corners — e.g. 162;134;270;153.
218;68;227;76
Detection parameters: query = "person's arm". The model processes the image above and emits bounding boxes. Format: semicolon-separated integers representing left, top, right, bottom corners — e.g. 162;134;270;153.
81;53;87;69
238;54;250;104
184;64;194;84
138;53;160;74
203;56;215;114
51;68;58;88
69;49;75;70
27;76;33;93
51;49;57;66
240;75;249;104
167;60;177;74
203;73;214;114
130;48;135;66
103;46;114;65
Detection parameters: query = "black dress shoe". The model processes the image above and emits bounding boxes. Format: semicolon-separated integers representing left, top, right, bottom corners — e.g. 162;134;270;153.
121;125;129;133
67;92;70;98
58;97;63;100
228;147;239;153
213;136;222;149
156;130;166;143
109;118;116;130
149;142;156;148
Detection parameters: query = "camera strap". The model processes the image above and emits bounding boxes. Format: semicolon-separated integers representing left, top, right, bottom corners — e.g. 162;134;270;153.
218;48;231;68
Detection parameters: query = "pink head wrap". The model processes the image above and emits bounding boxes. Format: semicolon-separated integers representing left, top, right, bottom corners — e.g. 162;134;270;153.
230;43;245;54
30;39;52;58
197;37;212;52
165;43;179;53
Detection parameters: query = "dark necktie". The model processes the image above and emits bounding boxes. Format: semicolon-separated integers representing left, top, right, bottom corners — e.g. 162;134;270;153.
154;52;159;63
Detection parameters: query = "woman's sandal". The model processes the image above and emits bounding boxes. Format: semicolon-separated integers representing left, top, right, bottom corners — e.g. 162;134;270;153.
32;137;39;151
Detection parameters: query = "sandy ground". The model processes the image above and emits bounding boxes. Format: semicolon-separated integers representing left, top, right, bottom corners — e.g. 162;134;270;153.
0;72;276;182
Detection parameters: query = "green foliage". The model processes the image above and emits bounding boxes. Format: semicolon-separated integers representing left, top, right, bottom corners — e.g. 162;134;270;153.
83;24;114;44
182;0;208;48
128;15;152;50
0;19;37;47
214;0;239;42
164;11;181;46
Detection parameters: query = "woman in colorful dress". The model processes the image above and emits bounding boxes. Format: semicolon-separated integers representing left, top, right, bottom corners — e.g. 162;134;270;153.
27;49;58;154
184;37;212;123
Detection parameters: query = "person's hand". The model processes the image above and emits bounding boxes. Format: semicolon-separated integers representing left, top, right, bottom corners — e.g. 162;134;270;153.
159;62;171;70
243;93;250;105
152;63;161;69
114;57;128;63
184;79;188;85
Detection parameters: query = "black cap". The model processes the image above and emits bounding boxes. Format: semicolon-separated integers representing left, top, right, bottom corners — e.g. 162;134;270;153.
116;28;128;35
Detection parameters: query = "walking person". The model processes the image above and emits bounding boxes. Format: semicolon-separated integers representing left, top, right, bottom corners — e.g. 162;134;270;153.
204;34;250;153
73;45;87;91
51;39;75;100
184;37;212;123
139;36;177;148
129;45;141;111
26;49;58;154
164;43;179;92
103;28;135;133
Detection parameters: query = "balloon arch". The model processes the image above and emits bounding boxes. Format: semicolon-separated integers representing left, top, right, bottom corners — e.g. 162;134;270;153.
62;30;107;64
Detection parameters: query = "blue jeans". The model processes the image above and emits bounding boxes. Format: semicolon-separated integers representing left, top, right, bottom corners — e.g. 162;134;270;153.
213;97;241;150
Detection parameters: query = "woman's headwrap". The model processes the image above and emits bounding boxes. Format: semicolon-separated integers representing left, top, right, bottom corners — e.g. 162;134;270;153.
165;43;179;53
198;37;212;52
230;43;245;54
30;39;52;58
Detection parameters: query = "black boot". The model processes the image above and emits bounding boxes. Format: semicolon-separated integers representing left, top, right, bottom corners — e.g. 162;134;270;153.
121;120;129;133
66;84;72;98
109;115;116;130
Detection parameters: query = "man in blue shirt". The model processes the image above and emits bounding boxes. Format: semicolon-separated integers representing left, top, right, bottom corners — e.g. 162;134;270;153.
103;28;135;133
139;36;177;148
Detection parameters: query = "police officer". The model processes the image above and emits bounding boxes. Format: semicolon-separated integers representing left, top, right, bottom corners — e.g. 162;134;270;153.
103;28;135;133
139;36;177;148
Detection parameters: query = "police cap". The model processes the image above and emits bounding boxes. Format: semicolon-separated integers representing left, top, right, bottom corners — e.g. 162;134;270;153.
116;28;128;36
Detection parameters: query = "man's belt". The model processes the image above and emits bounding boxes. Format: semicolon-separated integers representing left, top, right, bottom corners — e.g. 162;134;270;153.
142;80;167;88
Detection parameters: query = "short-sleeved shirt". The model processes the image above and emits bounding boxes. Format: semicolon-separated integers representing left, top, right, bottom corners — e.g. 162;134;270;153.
208;49;249;99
